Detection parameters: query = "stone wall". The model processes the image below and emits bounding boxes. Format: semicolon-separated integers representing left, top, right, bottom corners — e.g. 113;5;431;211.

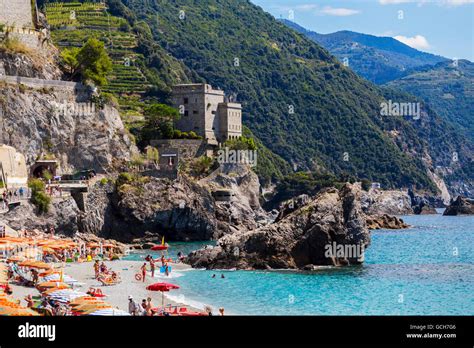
150;139;207;159
0;0;33;28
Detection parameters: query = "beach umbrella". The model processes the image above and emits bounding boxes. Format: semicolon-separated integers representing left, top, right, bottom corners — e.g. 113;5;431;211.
73;304;112;314
69;296;99;305
6;256;25;262
146;282;180;306
0;307;39;316
88;308;130;316
43;273;77;284
70;300;106;308
37;281;71;291
20;261;52;270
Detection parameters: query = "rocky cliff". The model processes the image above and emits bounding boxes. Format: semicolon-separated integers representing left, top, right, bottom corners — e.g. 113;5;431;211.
186;183;371;270
0;48;134;173
1;197;80;234
443;196;474;216
366;214;409;230
77;164;269;243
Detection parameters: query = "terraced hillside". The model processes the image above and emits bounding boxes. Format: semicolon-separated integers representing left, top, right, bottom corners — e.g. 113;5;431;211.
43;1;150;104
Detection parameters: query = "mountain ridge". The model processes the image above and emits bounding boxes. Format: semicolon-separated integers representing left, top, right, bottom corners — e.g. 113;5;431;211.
279;19;449;84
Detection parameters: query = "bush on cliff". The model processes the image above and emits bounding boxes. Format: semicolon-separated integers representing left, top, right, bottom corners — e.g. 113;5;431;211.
61;38;112;86
28;179;51;214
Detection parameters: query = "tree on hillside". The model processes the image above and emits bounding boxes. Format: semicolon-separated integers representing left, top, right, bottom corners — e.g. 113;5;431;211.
141;103;180;141
61;38;112;86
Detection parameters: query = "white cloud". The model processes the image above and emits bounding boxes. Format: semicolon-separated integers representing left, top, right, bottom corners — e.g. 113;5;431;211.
320;6;361;16
379;0;473;6
294;4;319;11
443;0;474;6
394;35;431;50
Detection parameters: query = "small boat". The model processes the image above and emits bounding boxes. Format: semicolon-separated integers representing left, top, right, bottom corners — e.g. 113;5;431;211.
151;237;168;251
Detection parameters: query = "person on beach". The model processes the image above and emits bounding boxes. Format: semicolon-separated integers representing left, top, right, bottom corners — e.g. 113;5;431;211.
141;299;147;315
128;295;138;316
164;262;169;277
160;254;166;267
141;263;147;282
212;274;216;278
219;307;225;316
24;294;34;308
150;258;155;278
146;297;153;316
100;262;108;274
93;260;100;278
31;269;39;285
221;274;225;279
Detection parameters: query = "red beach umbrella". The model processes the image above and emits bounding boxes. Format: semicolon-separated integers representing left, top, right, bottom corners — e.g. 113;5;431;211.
146;282;180;306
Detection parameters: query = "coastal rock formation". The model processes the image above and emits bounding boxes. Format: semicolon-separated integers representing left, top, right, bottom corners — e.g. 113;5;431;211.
78;164;268;242
361;188;443;216
186;183;371;270
443;196;474;216
366;214;409;230
0;197;80;234
200;164;270;233
0;49;62;80
408;189;440;214
361;189;414;215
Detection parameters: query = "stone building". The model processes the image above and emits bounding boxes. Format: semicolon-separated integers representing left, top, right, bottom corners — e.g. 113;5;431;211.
0;0;46;49
0;0;33;28
171;84;242;145
0;144;28;191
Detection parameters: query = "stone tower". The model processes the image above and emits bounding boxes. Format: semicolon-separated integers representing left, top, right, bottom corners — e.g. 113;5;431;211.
171;84;242;144
0;0;33;28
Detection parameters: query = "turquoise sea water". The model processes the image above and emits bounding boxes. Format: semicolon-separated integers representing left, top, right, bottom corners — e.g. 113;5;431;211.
125;214;474;315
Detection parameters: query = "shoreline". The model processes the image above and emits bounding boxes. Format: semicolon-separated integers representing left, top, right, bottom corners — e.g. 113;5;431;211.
9;259;206;314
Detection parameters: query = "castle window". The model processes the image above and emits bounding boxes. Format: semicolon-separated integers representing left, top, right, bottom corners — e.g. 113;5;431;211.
184;111;189;117
193;110;198;115
184;98;189;104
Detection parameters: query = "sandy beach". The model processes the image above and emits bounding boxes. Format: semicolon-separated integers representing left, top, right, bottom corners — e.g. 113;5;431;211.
9;259;203;314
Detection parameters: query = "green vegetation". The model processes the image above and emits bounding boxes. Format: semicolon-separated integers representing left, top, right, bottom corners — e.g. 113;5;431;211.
40;0;472;192
385;60;474;139
181;156;217;178
280;19;448;85
118;0;447;190
267;172;343;208
224;136;257;152
28;179;51;214
61;38;112;86
135;103;179;144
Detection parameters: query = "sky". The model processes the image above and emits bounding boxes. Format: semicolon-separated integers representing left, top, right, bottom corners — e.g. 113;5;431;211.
251;0;474;61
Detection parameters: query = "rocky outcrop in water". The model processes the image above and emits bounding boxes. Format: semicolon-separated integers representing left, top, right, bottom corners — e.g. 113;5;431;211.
361;189;413;215
186;183;371;270
443;196;474;216
361;188;442;216
366;214;409;230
